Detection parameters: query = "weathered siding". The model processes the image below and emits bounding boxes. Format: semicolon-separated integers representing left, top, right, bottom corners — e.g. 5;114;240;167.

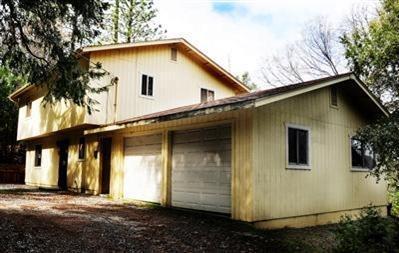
252;86;387;222
88;45;237;124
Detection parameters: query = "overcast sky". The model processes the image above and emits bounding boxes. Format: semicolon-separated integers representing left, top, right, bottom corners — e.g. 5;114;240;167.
154;0;378;86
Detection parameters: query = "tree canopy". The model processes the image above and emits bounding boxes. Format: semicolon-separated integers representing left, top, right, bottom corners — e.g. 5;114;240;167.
0;0;109;111
342;0;399;189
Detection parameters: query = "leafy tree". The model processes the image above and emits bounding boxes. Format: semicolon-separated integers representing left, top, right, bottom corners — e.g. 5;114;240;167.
0;0;109;111
0;67;25;163
237;72;257;91
104;0;166;43
341;0;399;192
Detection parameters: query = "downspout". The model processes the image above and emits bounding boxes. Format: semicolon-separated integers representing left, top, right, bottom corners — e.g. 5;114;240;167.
112;77;119;123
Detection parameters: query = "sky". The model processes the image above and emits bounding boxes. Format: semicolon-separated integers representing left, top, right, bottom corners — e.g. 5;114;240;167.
154;0;378;86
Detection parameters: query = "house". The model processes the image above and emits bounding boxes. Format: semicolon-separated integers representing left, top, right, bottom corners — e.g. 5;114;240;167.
9;38;388;229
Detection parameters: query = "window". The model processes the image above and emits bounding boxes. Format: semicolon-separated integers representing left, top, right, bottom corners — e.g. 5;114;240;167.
330;86;338;107
78;137;85;160
171;48;177;61
200;88;215;103
287;125;310;168
26;102;32;117
141;74;154;97
351;138;375;170
34;145;42;167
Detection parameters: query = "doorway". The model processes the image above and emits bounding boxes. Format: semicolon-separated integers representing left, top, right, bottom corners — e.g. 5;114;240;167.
101;138;112;194
57;140;69;190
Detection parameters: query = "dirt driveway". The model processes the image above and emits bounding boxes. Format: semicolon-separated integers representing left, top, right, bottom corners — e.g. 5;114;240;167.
0;185;335;252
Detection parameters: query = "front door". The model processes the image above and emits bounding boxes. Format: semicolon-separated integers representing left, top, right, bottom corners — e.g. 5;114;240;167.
101;138;112;194
57;140;69;190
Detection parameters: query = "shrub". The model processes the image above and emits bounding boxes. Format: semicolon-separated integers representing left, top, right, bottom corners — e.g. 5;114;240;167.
333;206;399;253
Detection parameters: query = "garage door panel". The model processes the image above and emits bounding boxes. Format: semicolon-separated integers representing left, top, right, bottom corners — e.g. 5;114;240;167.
171;125;232;214
124;134;162;203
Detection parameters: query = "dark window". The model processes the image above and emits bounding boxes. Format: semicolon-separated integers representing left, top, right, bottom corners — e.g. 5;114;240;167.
141;74;154;96
171;48;177;61
26;102;32;117
200;88;215;103
78;137;85;160
331;86;338;107
351;138;375;169
288;127;309;165
34;145;42;167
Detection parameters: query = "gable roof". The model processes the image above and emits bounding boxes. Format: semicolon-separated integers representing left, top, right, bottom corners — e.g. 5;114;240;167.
9;38;250;101
80;38;249;94
85;73;389;135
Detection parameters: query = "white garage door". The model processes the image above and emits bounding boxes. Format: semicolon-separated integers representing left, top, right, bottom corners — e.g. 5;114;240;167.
124;134;162;203
172;125;231;213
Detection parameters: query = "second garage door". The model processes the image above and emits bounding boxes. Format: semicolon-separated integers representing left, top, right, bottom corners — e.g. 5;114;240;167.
171;125;232;213
124;134;162;203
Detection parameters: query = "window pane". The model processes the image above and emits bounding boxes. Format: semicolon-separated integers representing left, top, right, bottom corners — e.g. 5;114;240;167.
363;144;375;169
288;128;297;164
351;138;363;167
148;76;153;96
78;137;85;160
298;129;308;164
141;74;147;95
201;88;208;103
207;90;215;101
35;145;42;167
171;48;177;61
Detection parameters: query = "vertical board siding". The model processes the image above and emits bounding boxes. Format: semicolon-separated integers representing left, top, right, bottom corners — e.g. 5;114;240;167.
105;109;254;221
252;87;387;221
88;45;237;125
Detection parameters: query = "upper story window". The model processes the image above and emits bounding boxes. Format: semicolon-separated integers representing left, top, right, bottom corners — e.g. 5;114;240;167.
286;124;310;169
78;137;85;160
141;74;154;97
34;145;42;167
351;137;375;170
26;101;32;117
171;48;178;61
330;86;338;107
200;88;215;103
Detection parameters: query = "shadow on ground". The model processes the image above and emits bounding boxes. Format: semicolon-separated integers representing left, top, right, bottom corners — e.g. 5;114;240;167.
0;185;336;252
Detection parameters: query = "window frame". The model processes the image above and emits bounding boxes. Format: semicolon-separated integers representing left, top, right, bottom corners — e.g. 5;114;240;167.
78;137;85;161
34;144;42;167
139;73;155;98
349;135;375;172
200;88;215;103
285;123;311;170
330;86;338;108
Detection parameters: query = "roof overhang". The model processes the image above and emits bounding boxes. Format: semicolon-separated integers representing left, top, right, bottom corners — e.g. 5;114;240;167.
84;73;389;135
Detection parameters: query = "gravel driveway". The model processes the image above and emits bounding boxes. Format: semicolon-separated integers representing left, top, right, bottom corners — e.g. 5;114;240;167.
0;185;335;252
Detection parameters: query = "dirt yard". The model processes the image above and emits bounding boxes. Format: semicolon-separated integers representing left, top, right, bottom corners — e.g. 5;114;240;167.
0;185;336;252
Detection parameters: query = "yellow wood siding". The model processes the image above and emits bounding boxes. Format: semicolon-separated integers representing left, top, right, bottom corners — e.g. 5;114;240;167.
17;96;86;141
88;45;237;124
252;87;387;221
103;109;253;221
25;132;88;191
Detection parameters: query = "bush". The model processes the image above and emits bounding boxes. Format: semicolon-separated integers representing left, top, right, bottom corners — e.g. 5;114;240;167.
333;206;399;253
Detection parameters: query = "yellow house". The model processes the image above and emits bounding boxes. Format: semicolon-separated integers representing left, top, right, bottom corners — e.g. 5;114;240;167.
9;38;389;229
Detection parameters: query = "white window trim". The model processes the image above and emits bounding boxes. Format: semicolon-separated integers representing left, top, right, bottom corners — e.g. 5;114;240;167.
138;72;155;99
285;123;311;170
169;47;178;63
349;134;372;172
34;144;42;168
199;87;215;103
